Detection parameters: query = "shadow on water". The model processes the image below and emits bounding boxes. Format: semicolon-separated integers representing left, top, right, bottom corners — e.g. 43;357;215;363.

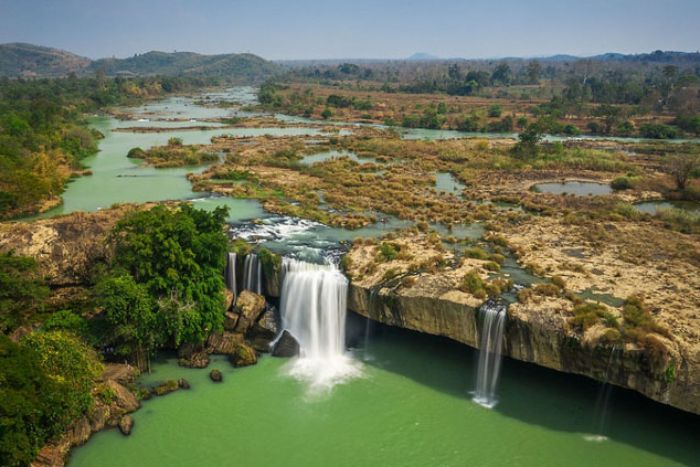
347;312;700;466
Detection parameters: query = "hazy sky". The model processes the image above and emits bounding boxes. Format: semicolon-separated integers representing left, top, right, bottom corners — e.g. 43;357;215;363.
1;0;698;60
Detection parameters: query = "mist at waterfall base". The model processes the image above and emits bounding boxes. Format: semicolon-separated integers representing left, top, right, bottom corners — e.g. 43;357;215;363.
277;258;362;392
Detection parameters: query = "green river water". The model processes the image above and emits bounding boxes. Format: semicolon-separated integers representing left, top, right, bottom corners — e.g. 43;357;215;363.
37;90;698;466
68;326;699;467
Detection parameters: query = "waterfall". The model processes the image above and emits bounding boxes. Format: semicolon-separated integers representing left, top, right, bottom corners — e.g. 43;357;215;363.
243;253;262;294
226;252;237;298
363;287;379;361
278;258;362;390
473;300;508;408
586;346;619;442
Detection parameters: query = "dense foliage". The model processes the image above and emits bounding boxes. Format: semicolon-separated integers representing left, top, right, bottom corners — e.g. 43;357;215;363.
0;252;49;333
0;332;101;467
94;204;229;365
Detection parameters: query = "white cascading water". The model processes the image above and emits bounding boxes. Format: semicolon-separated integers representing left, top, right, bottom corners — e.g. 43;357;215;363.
473;300;508;408
279;258;362;391
243;253;262;294
226;252;237;297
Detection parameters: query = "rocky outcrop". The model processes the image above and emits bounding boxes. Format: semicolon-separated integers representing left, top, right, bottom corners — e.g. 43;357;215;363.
348;282;700;416
118;415;134;436
272;330;300;357
229;341;257;367
0;206;146;288
231;290;266;333
32;364;140;467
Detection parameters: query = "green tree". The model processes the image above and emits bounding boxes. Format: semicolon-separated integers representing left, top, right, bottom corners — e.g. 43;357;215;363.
492;63;512;85
95;274;157;369
664;154;700;191
0;253;49;333
0;335;58;467
111;205;229;345
526;60;542;84
0;332;102;466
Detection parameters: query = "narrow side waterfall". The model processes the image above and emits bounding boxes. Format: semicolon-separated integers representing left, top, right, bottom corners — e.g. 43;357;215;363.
243;253;262;294
473;300;508;408
226;252;237;297
586;346;619;442
279;258;362;390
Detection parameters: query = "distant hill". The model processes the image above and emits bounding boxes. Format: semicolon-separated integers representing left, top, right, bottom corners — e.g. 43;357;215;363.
89;51;281;81
0;43;91;77
406;52;441;61
591;50;700;63
0;43;281;82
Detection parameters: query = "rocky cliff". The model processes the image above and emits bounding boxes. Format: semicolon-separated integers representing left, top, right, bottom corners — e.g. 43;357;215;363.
347;283;698;415
341;232;699;416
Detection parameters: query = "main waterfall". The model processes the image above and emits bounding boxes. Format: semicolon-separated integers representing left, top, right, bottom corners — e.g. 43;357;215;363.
278;258;362;390
473;300;508;408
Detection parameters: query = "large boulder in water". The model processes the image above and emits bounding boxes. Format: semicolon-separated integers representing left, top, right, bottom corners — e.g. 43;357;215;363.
229;341;258;367
177;344;209;368
257;307;279;335
207;331;244;355
209;369;223;382
233;291;266;333
271;330;300;357
118;415;134;436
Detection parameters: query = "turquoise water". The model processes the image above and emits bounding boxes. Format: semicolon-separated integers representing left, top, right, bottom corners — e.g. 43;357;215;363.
32;98;323;220
68;326;699;467
435;171;466;195
300;149;378;165
533;181;613;196
634;200;700;216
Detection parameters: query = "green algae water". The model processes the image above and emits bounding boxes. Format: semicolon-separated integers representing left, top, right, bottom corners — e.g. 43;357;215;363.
34;93;323;221
68;326;699;467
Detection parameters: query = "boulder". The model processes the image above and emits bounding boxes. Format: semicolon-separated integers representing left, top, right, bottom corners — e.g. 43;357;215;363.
257;307;279;335
105;380;139;412
177;344;209;368
150;379;180;397
229;341;258;367
118;415;134;436
233;291;266;333
207;331;244;355
178;378;191;390
271;330;300;357
210;369;223;382
101;363;139;385
224;311;239;331
248;322;276;353
224;288;234;311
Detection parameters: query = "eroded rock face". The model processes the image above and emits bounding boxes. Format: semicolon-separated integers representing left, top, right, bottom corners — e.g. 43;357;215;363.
232;291;266;333
0;206;143;287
